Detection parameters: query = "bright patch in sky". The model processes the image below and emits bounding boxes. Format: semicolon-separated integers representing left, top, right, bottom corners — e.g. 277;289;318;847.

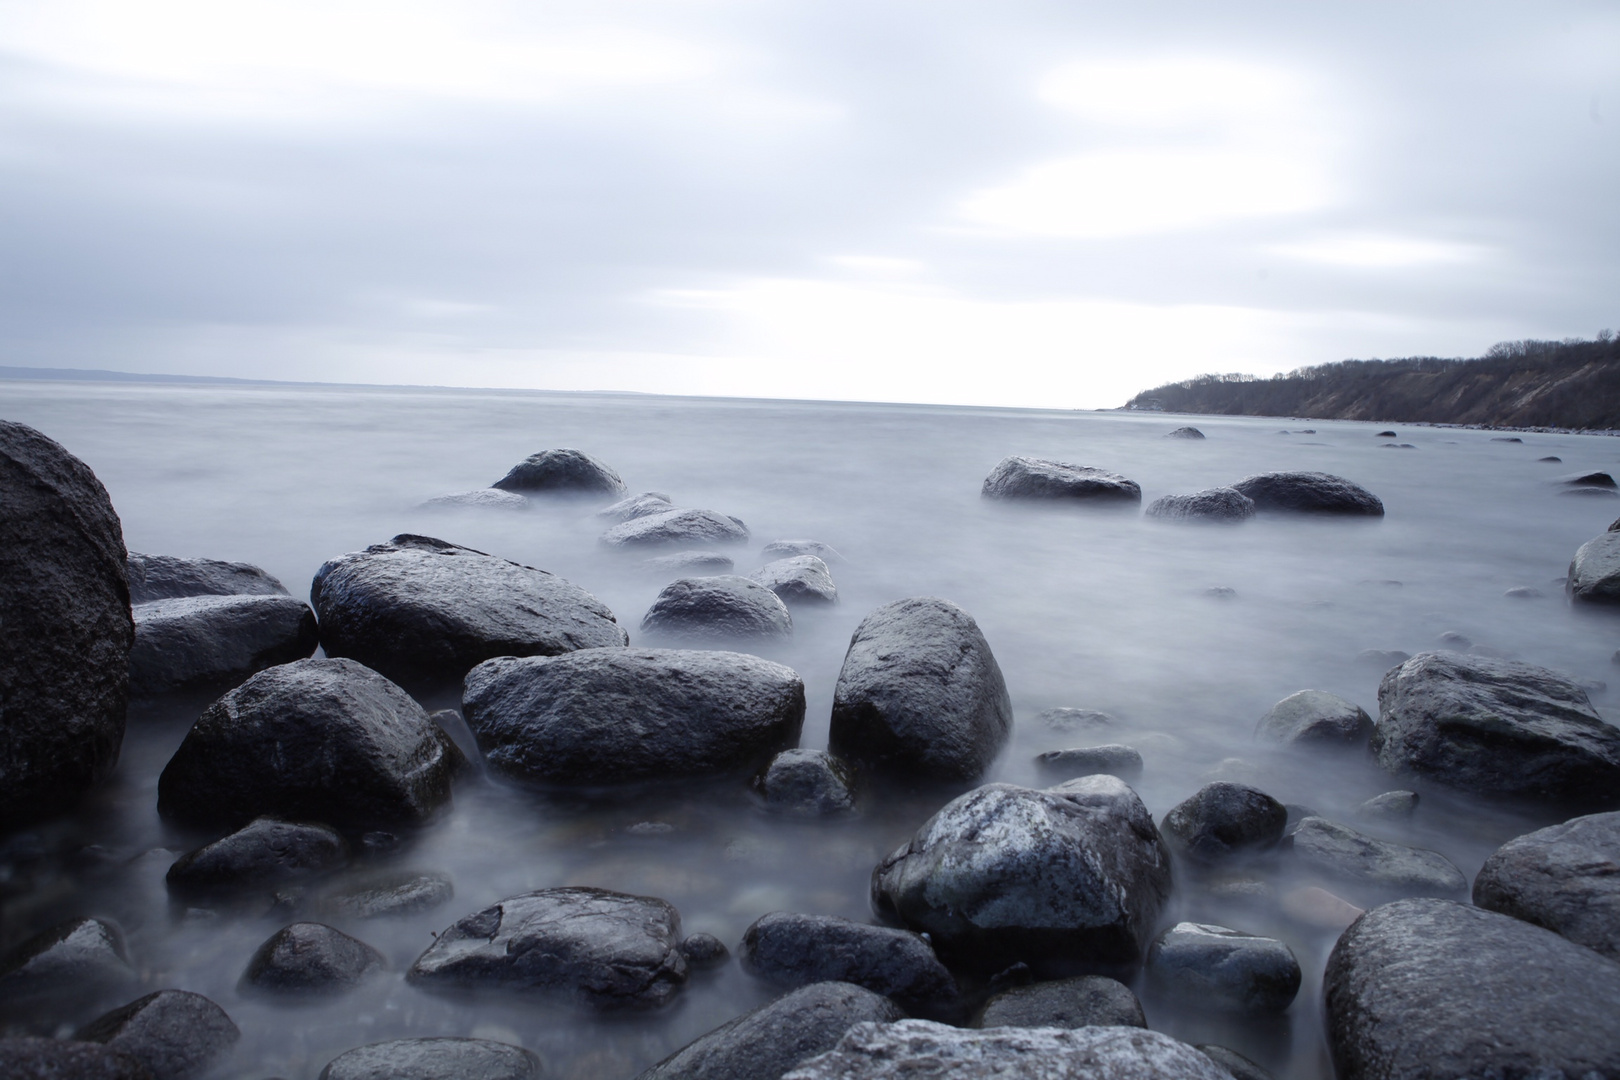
1268;233;1488;268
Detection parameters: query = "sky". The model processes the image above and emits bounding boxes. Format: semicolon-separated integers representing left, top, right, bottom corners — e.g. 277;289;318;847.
0;1;1615;408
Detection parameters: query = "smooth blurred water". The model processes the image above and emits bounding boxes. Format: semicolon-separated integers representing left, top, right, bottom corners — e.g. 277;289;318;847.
3;379;1618;1079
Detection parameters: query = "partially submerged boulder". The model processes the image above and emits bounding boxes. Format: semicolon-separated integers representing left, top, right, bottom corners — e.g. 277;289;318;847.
1567;530;1620;604
1256;690;1372;747
597;492;674;522
1035;745;1143;780
1166;426;1205;439
1230;471;1384;515
421;489;530;511
76;990;239;1080
640;576;793;641
755;749;856;816
166;817;348;897
320;1038;540;1080
972;975;1145;1030
322;869;455;920
1472;810;1620;960
981;456;1141;503
130;594;319;695
1284;817;1466;900
1161;783;1287;860
750;556;838;605
241;923;384;995
0;916;136;1010
126;551;288;603
1144;923;1300;1014
602;508;750;549
761;539;844;564
491;448;627;497
1144;488;1255;523
642;551;736;575
739;912;955;1007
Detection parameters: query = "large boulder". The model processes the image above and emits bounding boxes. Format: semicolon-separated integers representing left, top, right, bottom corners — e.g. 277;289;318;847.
738;912;955;1007
165;817;349;898
126;551;288;603
640;576;793;641
1144;923;1300;1014
871;777;1172;972
0;420;133;826
829;598;1012;782
157;658;462;831
76;990;239;1080
1160;783;1287;860
1567;530;1620;603
972;975;1145;1029
311;535;627;686
1230;471;1384;515
0;1038;152;1080
1472;810;1620;960
636;982;904;1080
1324;898;1620;1080
491;448;627;497
129;594;319;695
1284;817;1466;900
320;1038;540;1080
602;508;751;549
408;886;688;1009
750;556;838;605
1255;689;1372;746
981;457;1141;503
241;922;384;995
463;649;803;786
1373;651;1620;807
1143;488;1255;523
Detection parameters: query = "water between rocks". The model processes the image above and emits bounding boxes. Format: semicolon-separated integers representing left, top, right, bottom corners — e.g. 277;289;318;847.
4;379;1618;1079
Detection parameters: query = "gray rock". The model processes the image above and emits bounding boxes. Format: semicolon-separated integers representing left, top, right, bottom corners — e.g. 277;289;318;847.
1436;630;1472;649
750;556;838;605
1256;690;1373;746
1504;586;1544;598
636;982;903;1080
1491;436;1524;442
871;777;1172;972
1229;471;1384;515
323;870;455;919
130;594;319;695
166;817;348;897
972;975;1145;1029
157;658;462;831
1166;427;1205;439
1195;1046;1273;1080
602;508;750;549
1038;708;1117;732
421;489;530;511
829;598;1012;782
320;1038;540;1080
1541;455;1563;462
0;917;136;1009
1373;651;1620;806
783;1021;1231;1080
0;1038;153;1080
1161;783;1287;859
643;551;737;575
126;551;289;603
0;420;133;826
597;492;674;521
408;886;687;1009
1472;810;1620;959
1144;923;1300;1014
1035;745;1143;780
738;913;954;1007
761;540;844;564
463;649;804;786
1144;488;1255;523
641;576;793;640
981;457;1141;503
241;922;384;995
1355;791;1419;822
1568;530;1620;604
77;990;239;1080
755;750;856;815
1563;471;1617;488
1324;898;1620;1080
311;534;627;686
491;448;627;497
677;933;730;969
1285;817;1466;899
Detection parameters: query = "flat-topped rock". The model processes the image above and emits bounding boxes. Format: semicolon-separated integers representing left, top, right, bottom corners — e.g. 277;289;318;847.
641;576;793;640
740;912;955;1007
1144;487;1254;523
1145;923;1300;1014
972;975;1145;1029
77;990;239;1080
1230;471;1384;515
1284;816;1466;900
750;556;838;605
1568;529;1620;603
1161;783;1287;859
130;593;319;695
602;508;751;548
320;1038;540;1080
241;922;384;995
1473;810;1620;959
166;817;348;897
127;551;288;603
761;539;844;563
491;448;627;496
1256;690;1372;746
981;456;1141;503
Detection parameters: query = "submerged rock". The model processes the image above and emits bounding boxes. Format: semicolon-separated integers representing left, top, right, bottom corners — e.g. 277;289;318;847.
1567;530;1620;603
602;508;751;548
421;489;531;511
0;1038;152;1080
126;551;289;603
1161;783;1287;859
76;990;239;1080
1563;471;1617;488
761;539;844;563
755;749;856;815
829;598;1012;782
981;456;1141;503
1144;923;1300;1014
750;556;838;605
322;869;455;920
1166;426;1205;439
1284;817;1466;899
643;551;737;575
320;1039;539;1080
1472;810;1620;959
1229;471;1384;515
130;593;319;695
1197;1046;1273;1080
1355;790;1419;822
1357;649;1411;668
598;491;675;521
1039;708;1118;732
166;817;348;897
241;922;384;995
1144;488;1255;523
1255;690;1373;746
641;576;794;640
739;912;955;1007
491;448;627;497
1035;745;1143;780
0;916;136;1008
972;975;1145;1029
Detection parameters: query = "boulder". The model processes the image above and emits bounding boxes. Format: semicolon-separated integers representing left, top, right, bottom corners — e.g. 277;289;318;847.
981;457;1141;503
1144;488;1255;523
602;508;750;549
129;594;319;695
126;551;288;603
1472;810;1620;960
1229;472;1384;515
0;916;136;1009
739;913;954;1007
643;551;736;575
972;975;1145;1029
0;420;133;826
871;777;1172;972
76;990;239;1080
782;1021;1230;1080
157;658;462;831
1372;651;1620;807
641;576;794;641
1324;898;1620;1080
0;1038;153;1080
829;598;1012;782
421;489;530;511
311;535;627;685
1035;745;1143;780
754;749;856;815
408;886;687;1009
166;817;348;897
761;540;844;564
1166;427;1205;439
1563;471;1617;488
241;922;385;995
320;1038;540;1080
463;649;804;786
750;556;838;605
322;870;455;920
637;981;903;1080
491;448;627;497
1144;923;1300;1014
598;492;674;521
1284;817;1466;900
1255;690;1372;746
1568;530;1620;603
1161;783;1287;859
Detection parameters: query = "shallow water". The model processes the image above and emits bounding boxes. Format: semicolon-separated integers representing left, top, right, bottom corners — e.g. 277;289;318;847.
3;379;1618;1079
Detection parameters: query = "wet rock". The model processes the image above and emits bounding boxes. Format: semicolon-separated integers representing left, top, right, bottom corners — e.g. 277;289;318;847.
739;912;955;1007
323;870;454;919
602;508;750;549
1143;488;1255;523
1256;690;1373;746
464;649;804;786
1375;430;1397;437
1145;923;1300;1014
1356;649;1410;668
871;777;1172;972
755;750;856;816
782;1021;1230;1080
127;551;289;603
972;975;1144;1029
981;456;1141;503
77;990;239;1079
1285;817;1466;899
829;598;1012;782
0;420;133;826
761;539;844;564
158;657;462;831
1324;898;1620;1080
643;551;736;575
166;818;348;897
1540;454;1564;462
130;594;319;695
1355;790;1418;822
641;576;793;640
750;556;838;606
408;886;687;1009
0;916;136;1007
1166;426;1205;439
1229;471;1384;515
1490;436;1524;442
421;489;530;511
636;981;903;1080
0;1038;153;1080
320;1038;540;1080
1161;783;1287;859
677;933;729;969
1373;651;1620;806
1038;708;1117;732
241;922;384;995
1568;529;1620;604
1472;810;1620;959
598;492;674;521
1035;745;1143;780
1561;486;1618;497
311;534;627;685
1563;471;1617;488
1196;1046;1273;1080
491;448;627;497
1504;586;1543;598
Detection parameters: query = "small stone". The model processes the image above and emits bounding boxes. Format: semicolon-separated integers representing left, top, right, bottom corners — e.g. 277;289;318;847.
755;749;856;816
1539;455;1562;462
641;576;794;640
1374;430;1397;437
1161;783;1287;859
1490;436;1524;442
1145;922;1301;1014
1035;745;1143;779
1355;791;1418;822
0;916;136;1007
602;508;750;549
598;492;674;521
677;933;730;969
1204;585;1237;598
972;975;1145;1029
241;923;385;995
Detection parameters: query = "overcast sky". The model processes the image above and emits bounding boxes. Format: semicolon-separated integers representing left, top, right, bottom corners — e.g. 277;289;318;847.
0;1;1615;408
